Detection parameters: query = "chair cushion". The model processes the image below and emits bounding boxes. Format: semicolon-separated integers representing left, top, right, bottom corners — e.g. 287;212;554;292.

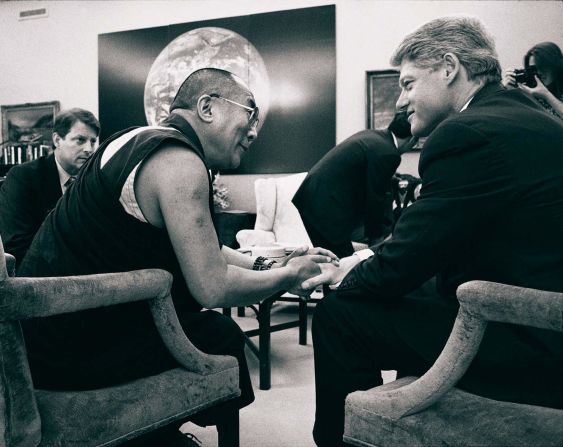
37;365;240;446
344;376;563;447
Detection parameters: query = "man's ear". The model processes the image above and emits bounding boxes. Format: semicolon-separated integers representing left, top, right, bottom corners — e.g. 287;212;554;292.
52;132;61;148
197;95;214;123
443;53;461;85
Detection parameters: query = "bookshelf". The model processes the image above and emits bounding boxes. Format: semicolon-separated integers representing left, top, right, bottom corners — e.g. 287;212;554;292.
0;142;52;179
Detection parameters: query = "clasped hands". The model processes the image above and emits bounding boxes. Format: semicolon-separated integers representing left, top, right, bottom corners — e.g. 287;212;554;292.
281;246;360;297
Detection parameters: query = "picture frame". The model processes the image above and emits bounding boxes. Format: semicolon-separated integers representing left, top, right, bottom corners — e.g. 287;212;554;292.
366;70;401;130
99;5;336;174
1;101;60;145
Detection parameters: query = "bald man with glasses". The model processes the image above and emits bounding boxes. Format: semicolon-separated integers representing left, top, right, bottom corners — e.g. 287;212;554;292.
20;68;336;445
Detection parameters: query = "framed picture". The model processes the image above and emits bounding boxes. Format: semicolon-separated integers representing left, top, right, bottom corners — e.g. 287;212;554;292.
99;5;336;174
366;70;401;130
1;101;60;145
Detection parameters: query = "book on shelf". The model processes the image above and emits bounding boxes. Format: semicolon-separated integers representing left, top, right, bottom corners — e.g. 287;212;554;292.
1;143;52;166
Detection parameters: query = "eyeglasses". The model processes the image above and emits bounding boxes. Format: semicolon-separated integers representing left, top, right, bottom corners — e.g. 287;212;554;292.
210;94;260;128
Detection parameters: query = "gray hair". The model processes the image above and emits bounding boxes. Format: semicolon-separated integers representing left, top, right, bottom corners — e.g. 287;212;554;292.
390;16;501;84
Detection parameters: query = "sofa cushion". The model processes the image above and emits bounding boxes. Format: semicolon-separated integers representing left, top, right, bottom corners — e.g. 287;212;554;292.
344;376;563;447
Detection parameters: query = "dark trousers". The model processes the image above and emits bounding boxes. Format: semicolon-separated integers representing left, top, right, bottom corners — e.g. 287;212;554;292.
312;281;563;446
111;308;254;412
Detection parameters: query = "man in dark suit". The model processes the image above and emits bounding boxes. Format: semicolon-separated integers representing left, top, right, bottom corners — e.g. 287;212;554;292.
292;111;415;258
0;108;99;268
305;17;563;446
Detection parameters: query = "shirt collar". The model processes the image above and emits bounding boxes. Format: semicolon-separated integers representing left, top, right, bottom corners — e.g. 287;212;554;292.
460;96;474;112
459;82;503;112
54;153;73;192
391;132;399;149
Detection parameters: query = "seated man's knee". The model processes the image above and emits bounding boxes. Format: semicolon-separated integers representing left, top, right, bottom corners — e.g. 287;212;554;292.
312;291;347;334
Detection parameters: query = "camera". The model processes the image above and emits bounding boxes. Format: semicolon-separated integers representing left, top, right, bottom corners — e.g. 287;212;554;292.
514;66;538;88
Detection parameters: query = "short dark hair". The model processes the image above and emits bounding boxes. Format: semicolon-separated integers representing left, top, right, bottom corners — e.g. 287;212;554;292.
52;108;100;147
388;110;412;139
390;16;501;84
170;68;243;113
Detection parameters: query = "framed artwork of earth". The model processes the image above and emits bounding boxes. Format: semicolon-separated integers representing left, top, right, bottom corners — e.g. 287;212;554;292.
366;70;401;130
98;5;336;174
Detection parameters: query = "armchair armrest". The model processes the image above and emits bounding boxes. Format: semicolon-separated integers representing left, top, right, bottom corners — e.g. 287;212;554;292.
149;295;237;375
0;269;237;375
0;269;173;321
357;280;563;419
457;280;563;332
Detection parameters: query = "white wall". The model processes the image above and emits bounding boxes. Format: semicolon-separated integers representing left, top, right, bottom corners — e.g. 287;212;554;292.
1;0;562;210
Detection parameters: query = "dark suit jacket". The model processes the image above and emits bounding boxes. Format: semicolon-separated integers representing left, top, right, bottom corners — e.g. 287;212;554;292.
0;153;62;267
293;130;400;255
340;83;563;300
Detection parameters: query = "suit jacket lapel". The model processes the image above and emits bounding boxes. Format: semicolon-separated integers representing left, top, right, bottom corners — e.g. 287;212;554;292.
44;153;63;206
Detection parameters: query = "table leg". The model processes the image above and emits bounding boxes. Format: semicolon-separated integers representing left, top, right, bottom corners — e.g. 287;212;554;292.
258;298;272;390
299;299;308;345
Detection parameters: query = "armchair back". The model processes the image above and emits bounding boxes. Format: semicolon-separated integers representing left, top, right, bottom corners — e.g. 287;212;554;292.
237;173;312;248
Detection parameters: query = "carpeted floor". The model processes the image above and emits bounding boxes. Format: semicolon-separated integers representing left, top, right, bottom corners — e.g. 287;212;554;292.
182;301;395;447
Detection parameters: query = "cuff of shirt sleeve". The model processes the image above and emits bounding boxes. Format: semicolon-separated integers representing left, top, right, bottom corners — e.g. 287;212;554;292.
329;248;374;290
353;248;375;261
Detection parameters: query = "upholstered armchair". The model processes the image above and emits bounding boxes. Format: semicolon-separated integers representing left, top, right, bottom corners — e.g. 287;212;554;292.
0;237;240;446
344;280;563;446
236;172;312;250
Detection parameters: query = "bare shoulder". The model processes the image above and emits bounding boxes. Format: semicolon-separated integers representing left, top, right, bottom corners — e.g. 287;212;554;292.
141;143;207;183
135;142;209;226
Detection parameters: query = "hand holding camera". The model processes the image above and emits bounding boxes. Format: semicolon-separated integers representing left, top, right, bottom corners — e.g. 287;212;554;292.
503;66;538;88
514;66;538;88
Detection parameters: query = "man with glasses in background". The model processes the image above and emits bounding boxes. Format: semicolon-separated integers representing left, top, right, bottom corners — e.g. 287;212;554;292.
19;68;335;445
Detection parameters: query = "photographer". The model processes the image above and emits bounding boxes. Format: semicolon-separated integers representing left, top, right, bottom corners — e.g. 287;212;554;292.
503;41;563;119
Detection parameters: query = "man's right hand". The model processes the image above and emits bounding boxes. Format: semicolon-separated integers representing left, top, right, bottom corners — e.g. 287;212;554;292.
284;254;328;296
300;254;362;292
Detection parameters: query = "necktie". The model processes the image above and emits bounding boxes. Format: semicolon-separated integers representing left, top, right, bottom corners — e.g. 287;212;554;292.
64;176;76;192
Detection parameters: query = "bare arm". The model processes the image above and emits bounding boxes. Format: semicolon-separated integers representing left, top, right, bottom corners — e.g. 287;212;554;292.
135;145;323;308
520;76;563;117
221;245;255;269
